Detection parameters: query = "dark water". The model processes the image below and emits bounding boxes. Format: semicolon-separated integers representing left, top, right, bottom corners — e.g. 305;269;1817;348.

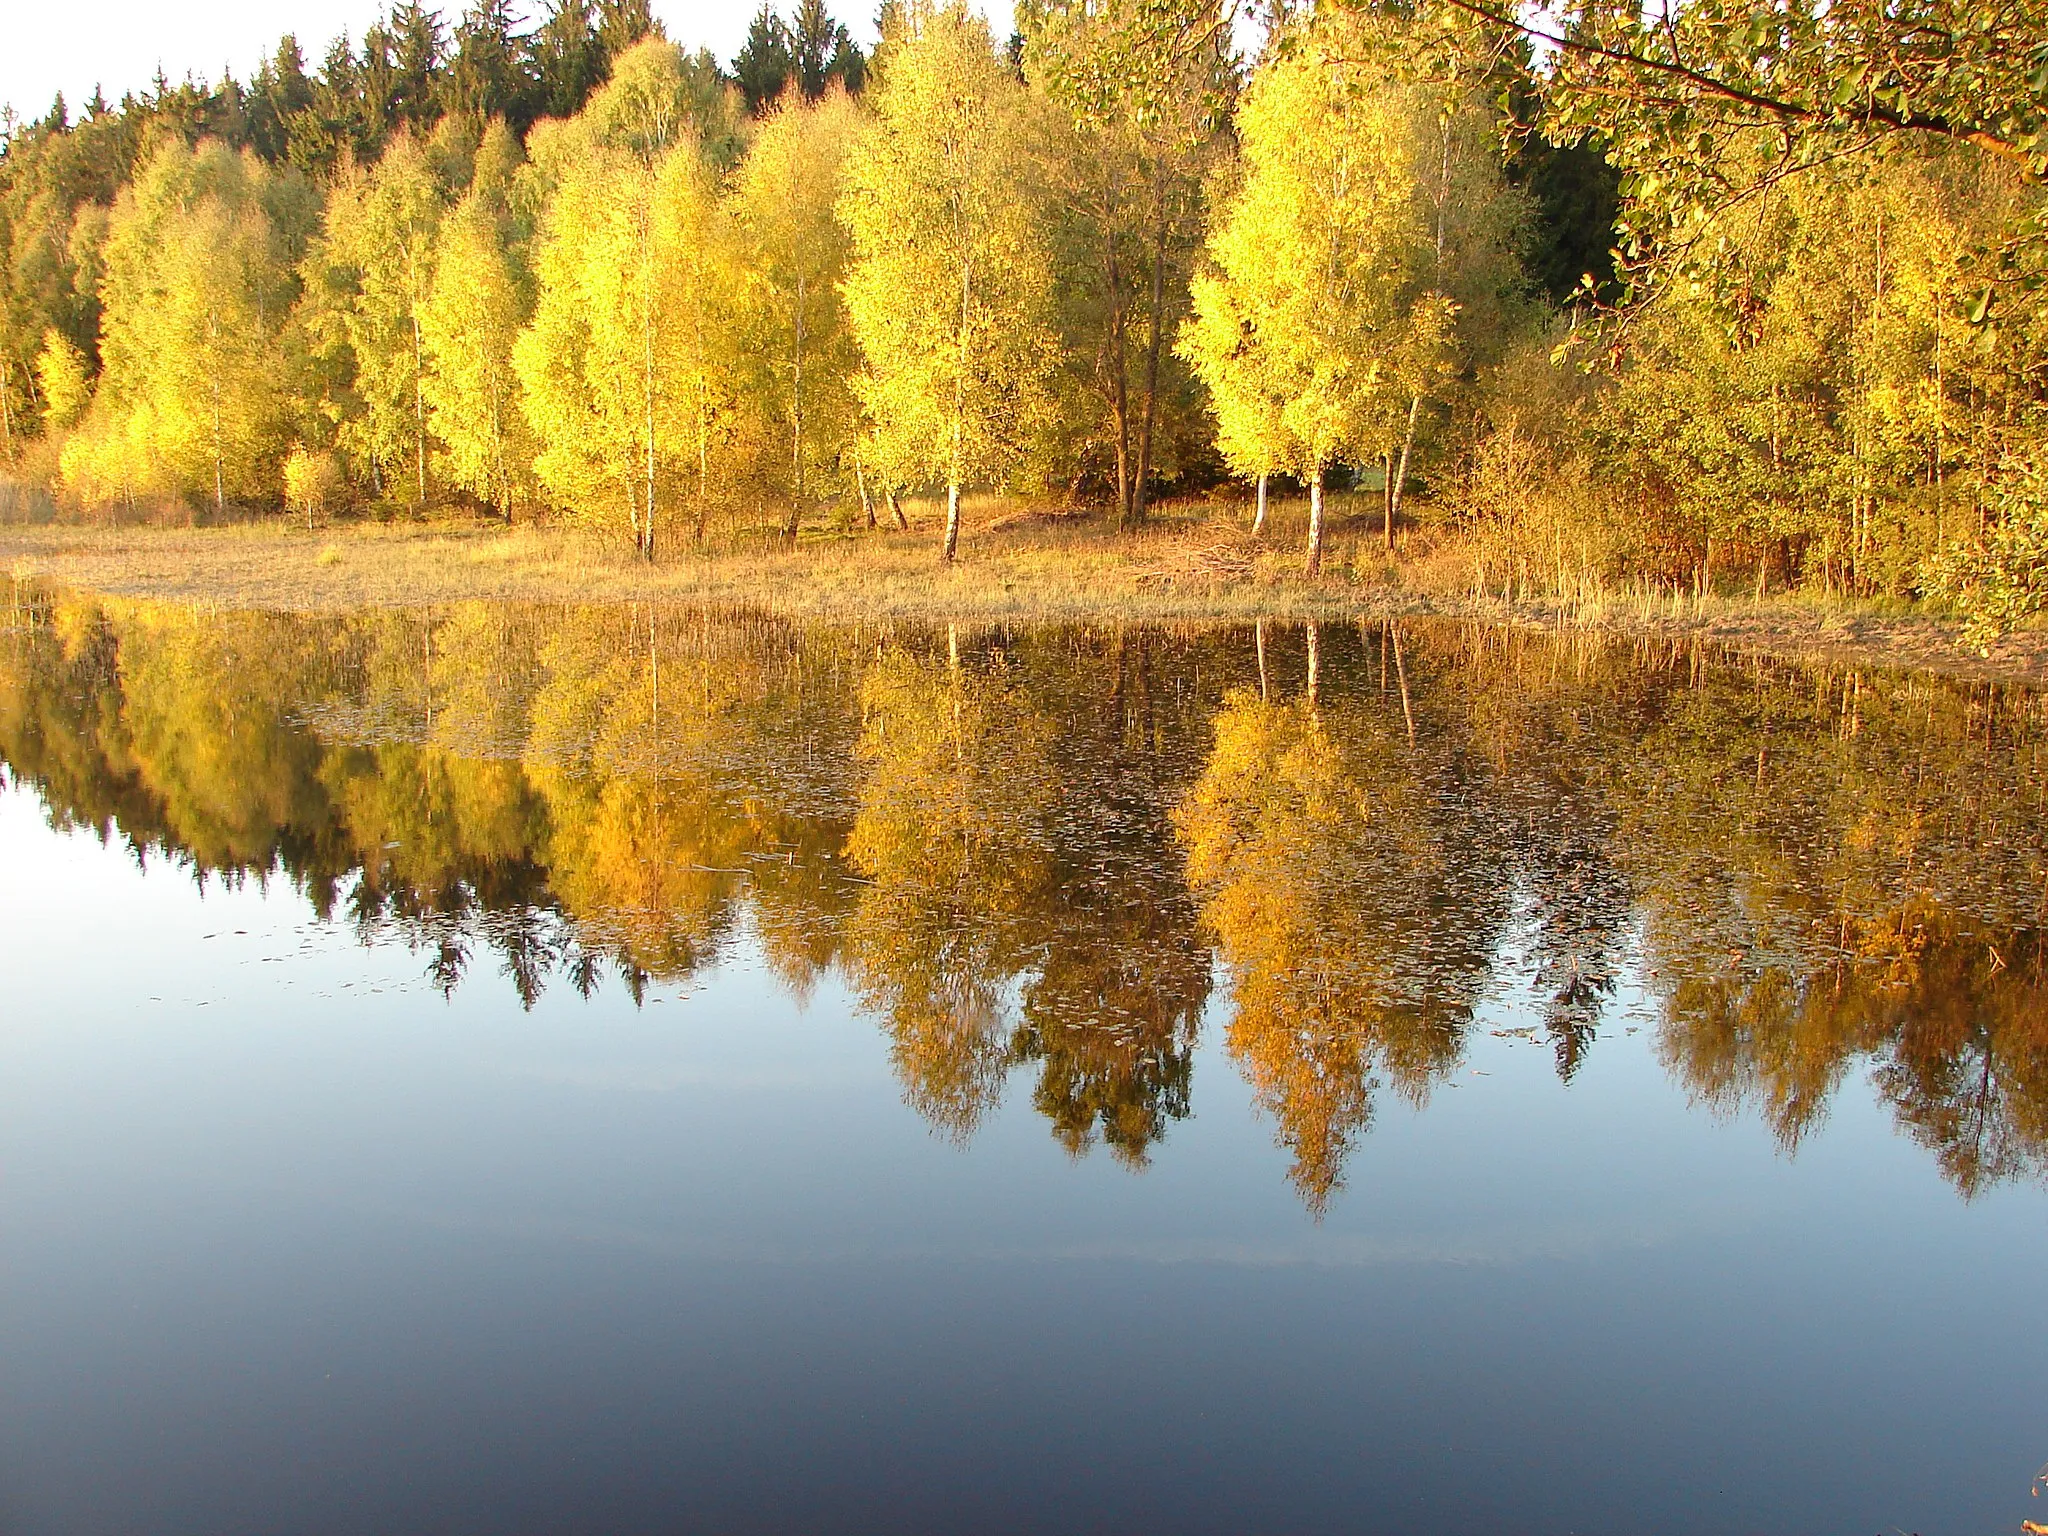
3;591;2046;1535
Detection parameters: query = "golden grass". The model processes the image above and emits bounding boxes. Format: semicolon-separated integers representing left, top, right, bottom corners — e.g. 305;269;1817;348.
4;491;2044;685
0;494;1397;619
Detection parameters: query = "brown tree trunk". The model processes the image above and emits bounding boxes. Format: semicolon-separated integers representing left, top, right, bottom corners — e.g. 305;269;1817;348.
789;270;806;544
642;304;657;560
1105;229;1133;531
1131;171;1170;528
413;309;428;512
942;482;961;564
889;488;909;531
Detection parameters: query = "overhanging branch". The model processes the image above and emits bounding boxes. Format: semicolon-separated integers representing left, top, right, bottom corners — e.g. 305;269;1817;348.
1427;0;2041;178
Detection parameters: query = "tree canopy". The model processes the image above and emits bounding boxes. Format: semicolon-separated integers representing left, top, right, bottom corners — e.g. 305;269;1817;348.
3;0;2047;632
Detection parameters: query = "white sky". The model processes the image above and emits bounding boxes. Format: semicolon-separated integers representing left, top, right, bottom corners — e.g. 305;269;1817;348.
2;0;1014;123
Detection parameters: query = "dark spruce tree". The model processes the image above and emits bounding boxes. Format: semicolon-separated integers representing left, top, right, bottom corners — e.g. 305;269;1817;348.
444;0;540;129
387;1;448;130
592;0;658;66
1489;41;1623;307
248;37;315;165
790;0;864;98
734;0;865;114
1508;135;1622;307
733;4;795;112
530;0;604;120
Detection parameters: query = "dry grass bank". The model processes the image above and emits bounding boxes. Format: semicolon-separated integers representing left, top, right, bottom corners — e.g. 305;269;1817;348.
6;492;2046;687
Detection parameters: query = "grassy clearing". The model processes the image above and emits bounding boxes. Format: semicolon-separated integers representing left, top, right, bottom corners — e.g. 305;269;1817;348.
5;491;2045;686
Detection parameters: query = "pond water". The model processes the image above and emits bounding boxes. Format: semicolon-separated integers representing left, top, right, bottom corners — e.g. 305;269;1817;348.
2;591;2046;1535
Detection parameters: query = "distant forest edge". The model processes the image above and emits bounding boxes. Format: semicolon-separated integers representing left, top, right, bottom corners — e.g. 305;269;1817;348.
2;0;2046;640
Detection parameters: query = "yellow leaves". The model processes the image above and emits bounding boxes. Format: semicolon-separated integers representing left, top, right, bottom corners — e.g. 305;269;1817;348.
1851;907;1930;987
324;744;541;904
307;131;450;501
1181;19;1479;510
33;330;89;434
60;138;298;512
842;642;1057;1136
841;2;1060;498
1173;682;1473;1212
282;446;343;524
729;88;864;507
49;595;107;666
1177;693;1377;1021
542;770;749;978
105;609;324;867
577;38;746;171
732;89;860;292
1175;688;1362;892
846;646;1055;906
516;132;739;545
421;185;534;518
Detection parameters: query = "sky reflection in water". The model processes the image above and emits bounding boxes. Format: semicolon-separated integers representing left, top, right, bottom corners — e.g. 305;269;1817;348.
1;592;2045;1534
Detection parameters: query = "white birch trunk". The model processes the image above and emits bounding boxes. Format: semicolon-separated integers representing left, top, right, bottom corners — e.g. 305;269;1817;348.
1304;472;1325;576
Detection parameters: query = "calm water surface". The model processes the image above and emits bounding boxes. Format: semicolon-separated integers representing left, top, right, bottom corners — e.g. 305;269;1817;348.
2;593;2046;1534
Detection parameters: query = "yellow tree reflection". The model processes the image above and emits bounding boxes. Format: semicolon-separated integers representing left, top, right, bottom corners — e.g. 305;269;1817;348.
1177;636;1507;1214
842;639;1055;1139
1008;628;1213;1167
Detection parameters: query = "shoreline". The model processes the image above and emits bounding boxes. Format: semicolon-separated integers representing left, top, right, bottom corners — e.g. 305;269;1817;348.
6;517;2046;689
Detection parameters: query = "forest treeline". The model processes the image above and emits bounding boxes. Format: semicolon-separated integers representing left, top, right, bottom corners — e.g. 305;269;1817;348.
3;0;2048;632
4;591;2046;1209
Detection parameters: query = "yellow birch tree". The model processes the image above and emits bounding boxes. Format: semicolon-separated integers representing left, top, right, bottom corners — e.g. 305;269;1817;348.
840;0;1059;564
731;85;863;537
421;124;534;521
33;327;90;433
515;40;741;556
305;131;450;509
1179;20;1443;574
61;138;304;514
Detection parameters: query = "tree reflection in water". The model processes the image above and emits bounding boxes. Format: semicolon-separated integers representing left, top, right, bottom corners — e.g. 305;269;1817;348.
2;588;2043;1208
842;639;1057;1139
1176;623;1508;1212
